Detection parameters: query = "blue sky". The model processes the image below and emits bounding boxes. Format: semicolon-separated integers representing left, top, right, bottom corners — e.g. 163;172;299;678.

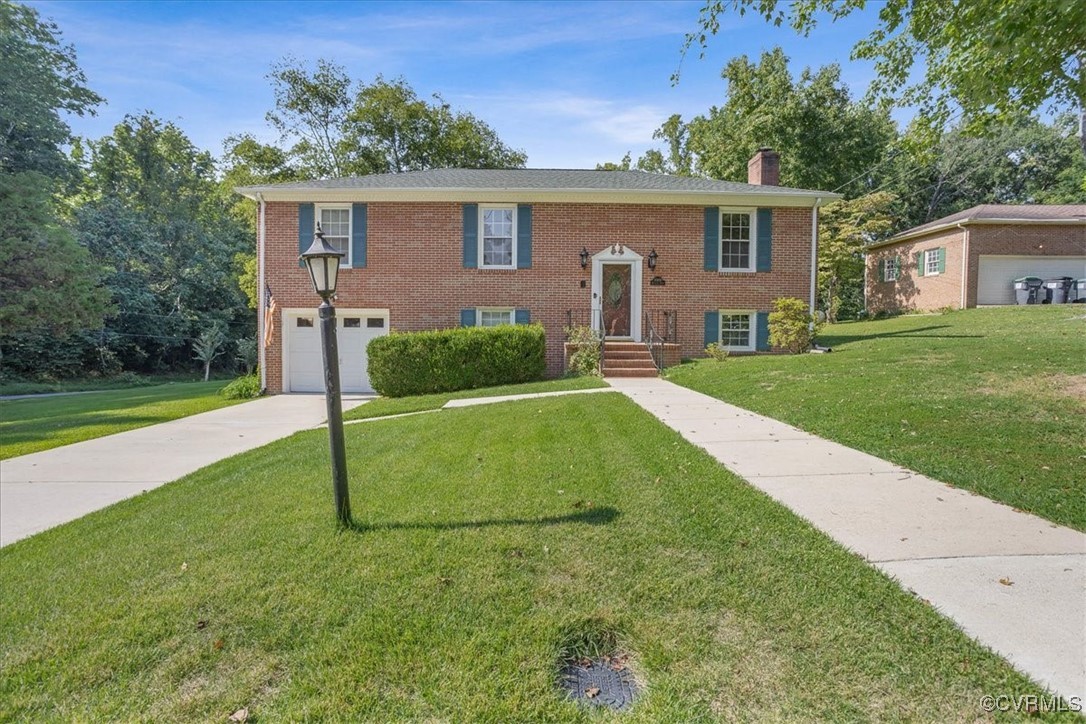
34;0;898;169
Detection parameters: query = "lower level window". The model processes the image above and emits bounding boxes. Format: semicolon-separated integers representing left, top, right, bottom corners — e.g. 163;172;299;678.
884;257;899;281
925;248;941;275
720;312;754;351
478;308;514;327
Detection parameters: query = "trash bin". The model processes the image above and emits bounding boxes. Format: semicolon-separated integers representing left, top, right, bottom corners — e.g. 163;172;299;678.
1071;278;1086;303
1043;277;1074;304
1013;277;1044;305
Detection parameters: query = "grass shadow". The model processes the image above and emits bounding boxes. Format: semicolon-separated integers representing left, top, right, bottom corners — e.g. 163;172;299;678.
347;506;620;534
821;325;985;347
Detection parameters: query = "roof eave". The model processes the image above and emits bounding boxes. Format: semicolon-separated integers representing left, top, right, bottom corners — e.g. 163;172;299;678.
866;217;1086;250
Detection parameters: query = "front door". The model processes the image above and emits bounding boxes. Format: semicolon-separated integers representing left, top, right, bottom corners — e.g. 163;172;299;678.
601;263;632;337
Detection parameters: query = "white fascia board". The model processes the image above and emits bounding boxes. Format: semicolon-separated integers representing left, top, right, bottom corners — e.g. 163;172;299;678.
235;186;840;208
869;218;1086;250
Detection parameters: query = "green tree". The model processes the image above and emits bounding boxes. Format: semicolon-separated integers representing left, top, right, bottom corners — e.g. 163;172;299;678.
680;0;1086;146
600;115;696;175
817;191;896;322
261;59;526;178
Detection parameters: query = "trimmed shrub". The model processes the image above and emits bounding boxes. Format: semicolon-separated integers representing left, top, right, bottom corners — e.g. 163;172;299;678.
220;373;262;399
704;342;730;361
564;325;601;376
768;297;821;354
367;324;546;397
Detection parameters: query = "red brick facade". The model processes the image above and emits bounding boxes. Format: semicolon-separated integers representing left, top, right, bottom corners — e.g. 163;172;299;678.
262;201;814;392
866;223;1086;313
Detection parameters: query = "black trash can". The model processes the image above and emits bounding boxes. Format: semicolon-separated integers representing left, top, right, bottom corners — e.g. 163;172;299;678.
1043;277;1074;304
1013;277;1044;305
1072;278;1086;303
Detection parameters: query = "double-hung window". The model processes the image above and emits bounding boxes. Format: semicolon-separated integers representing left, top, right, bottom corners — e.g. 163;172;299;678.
477;308;514;327
316;204;351;266
884;257;899;281
720;311;755;351
481;206;515;268
924;248;941;276
720;209;756;272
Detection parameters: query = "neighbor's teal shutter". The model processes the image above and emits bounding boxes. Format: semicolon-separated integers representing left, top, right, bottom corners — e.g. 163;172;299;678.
515;308;530;324
351;203;367;268
878;259;886;282
298;203;314;268
460;309;476;327
915;251;925;277
937;247;946;274
755;312;770;351
704;311;719;346
755;208;773;272
516;205;532;269
463;204;478;268
704;207;719;271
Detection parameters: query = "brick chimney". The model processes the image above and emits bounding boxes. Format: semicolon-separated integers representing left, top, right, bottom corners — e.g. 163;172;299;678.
747;147;780;186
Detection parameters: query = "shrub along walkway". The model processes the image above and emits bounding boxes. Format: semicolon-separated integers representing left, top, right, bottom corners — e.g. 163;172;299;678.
0;394;370;547
608;377;1086;704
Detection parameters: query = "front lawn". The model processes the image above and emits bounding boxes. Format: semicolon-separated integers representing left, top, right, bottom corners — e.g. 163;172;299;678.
0;382;242;459
667;306;1086;530
345;375;607;420
0;394;1053;721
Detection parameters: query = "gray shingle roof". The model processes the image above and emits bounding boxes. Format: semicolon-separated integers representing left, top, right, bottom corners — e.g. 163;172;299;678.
235;167;830;196
897;204;1086;238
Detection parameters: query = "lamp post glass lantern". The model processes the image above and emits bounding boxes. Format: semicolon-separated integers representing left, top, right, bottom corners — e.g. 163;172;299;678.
300;225;352;525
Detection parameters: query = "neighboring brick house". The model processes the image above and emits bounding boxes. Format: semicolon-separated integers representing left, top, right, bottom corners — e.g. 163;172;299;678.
237;150;837;394
866;204;1086;313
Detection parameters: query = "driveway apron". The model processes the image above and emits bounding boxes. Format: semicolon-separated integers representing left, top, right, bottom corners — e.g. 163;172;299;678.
0;394;369;547
609;377;1086;704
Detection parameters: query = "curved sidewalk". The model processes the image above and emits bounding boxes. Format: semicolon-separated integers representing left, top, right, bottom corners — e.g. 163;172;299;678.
0;394;370;547
609;377;1086;704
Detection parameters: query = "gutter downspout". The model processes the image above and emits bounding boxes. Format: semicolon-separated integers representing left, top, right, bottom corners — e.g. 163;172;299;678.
256;193;267;392
810;199;821;330
957;222;969;309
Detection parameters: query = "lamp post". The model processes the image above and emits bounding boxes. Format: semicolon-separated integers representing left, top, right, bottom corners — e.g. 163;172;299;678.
299;225;352;526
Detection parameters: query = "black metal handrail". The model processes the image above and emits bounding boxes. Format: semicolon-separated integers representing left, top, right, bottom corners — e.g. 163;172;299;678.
596;307;606;375
644;310;678;342
643;311;663;371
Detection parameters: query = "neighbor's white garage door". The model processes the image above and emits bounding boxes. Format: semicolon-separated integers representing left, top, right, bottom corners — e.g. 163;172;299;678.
976;255;1086;305
285;310;389;393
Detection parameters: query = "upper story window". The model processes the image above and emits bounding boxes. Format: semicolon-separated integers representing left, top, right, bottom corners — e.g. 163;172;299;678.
884;257;899;281
478;308;514;327
481;206;515;268
925;248;941;276
316;204;351;267
720;209;756;272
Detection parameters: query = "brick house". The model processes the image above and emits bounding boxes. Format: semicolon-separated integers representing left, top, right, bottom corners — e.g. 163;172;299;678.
866;204;1086;313
237;150;837;394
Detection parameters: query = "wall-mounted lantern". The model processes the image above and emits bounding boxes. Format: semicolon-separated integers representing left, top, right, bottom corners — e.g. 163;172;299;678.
647;248;658;271
579;247;589;269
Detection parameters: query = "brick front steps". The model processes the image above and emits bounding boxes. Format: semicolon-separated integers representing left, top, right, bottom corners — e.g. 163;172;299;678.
603;341;658;378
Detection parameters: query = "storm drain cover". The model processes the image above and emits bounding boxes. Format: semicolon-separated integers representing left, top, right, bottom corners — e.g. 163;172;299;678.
559;656;638;711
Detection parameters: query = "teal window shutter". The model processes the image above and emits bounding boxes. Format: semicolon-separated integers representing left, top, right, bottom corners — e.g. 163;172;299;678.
755;312;770;351
704;207;719;271
460;309;476;327
755;208;773;272
915;251;925;277
463;204;478;268
878;259;886;282
298;203;314;268
704;311;720;346
351;203;367;268
937;247;946;274
516;205;532;269
515;308;530;324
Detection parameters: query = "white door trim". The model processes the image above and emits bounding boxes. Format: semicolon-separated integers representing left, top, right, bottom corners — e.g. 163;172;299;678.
281;307;390;393
591;246;643;341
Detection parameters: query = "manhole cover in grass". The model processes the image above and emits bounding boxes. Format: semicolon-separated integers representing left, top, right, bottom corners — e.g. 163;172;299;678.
559;655;638;711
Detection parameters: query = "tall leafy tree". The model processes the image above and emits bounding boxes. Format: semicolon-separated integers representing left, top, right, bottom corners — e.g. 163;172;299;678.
817;191;896;322
680;0;1086;149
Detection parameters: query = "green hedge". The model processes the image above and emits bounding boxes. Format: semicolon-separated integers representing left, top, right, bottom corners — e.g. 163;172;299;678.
367;324;546;397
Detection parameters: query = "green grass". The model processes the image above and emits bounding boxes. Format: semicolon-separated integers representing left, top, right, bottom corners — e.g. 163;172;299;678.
667;306;1086;530
0;394;1062;721
0;372;233;397
345;375;607;420
0;381;244;459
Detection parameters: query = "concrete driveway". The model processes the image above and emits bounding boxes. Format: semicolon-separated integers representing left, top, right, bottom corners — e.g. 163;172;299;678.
0;394;369;547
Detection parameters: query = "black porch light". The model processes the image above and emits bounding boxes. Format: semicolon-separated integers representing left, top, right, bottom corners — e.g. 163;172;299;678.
647;248;658;271
299;224;351;526
579;246;590;269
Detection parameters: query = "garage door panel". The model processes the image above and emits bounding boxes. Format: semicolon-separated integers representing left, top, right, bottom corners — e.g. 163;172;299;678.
286;311;388;394
977;256;1086;305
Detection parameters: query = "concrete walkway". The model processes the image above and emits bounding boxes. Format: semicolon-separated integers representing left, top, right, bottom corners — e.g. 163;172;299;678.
608;377;1086;703
0;394;369;547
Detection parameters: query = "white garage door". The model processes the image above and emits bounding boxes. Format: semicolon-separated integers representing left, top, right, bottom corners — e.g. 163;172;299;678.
286;310;389;393
977;256;1086;305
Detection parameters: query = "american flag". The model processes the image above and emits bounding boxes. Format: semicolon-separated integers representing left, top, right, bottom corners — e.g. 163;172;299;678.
263;284;277;349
